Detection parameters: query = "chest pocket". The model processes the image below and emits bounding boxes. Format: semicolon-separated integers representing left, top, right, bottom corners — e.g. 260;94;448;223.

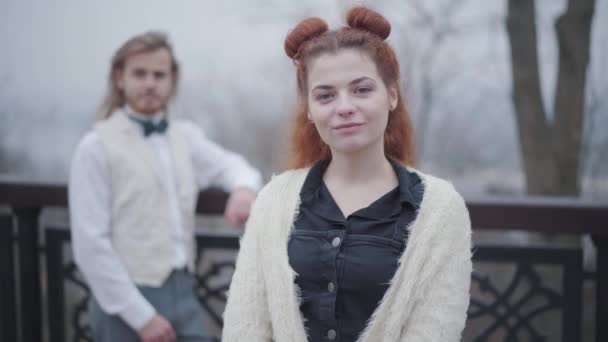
288;230;331;290
339;235;404;290
288;230;404;294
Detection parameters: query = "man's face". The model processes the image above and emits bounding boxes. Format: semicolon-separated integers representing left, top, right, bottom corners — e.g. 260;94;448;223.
116;48;175;115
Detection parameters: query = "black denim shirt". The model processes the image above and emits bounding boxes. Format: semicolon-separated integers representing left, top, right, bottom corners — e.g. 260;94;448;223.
288;160;424;342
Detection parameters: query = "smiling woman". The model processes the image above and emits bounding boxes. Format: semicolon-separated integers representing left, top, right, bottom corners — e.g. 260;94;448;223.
222;6;473;342
306;50;398;161
285;9;414;169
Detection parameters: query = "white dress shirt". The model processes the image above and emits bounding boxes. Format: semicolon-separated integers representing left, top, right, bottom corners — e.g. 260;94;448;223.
69;109;262;330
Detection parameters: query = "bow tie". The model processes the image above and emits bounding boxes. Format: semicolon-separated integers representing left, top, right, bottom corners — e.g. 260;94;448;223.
128;116;169;137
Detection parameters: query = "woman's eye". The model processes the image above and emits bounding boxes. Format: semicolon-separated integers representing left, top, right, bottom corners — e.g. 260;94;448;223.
355;87;372;94
315;93;334;102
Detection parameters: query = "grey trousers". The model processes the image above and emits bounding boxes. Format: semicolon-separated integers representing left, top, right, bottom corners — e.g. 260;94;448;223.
89;269;213;342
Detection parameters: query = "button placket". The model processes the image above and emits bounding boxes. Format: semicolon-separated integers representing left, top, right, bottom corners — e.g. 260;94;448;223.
324;233;341;341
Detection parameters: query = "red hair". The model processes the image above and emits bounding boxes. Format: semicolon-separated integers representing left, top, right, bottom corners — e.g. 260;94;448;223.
284;7;415;169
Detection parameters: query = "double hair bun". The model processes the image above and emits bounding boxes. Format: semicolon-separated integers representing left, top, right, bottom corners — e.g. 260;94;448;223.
284;6;391;59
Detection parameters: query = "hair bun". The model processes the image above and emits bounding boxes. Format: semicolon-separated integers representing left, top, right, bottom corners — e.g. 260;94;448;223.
346;7;391;40
284;17;328;59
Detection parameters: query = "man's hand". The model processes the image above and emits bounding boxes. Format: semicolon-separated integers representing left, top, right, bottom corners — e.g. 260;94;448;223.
224;187;256;227
138;314;176;342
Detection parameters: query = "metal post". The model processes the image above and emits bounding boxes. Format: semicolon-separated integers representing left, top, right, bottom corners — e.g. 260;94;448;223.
562;247;583;342
0;215;17;342
13;206;42;342
46;228;66;342
592;235;607;342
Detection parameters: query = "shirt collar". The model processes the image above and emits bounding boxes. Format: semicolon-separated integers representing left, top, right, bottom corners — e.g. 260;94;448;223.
389;159;423;209
300;159;330;203
124;105;166;124
299;160;344;222
300;159;422;221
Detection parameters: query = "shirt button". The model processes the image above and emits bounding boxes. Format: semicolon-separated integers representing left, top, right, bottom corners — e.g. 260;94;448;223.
328;282;335;293
331;237;341;247
327;329;337;340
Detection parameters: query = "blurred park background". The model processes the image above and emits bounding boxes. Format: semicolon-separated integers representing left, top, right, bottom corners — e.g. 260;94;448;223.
1;0;607;341
1;0;606;198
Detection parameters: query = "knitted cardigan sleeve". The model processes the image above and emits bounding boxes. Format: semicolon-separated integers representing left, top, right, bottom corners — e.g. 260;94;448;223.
399;187;472;342
222;184;274;342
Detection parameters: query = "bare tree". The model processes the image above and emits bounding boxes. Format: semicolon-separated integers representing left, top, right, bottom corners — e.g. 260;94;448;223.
507;0;596;196
400;0;469;159
584;89;608;188
384;0;508;170
582;26;608;195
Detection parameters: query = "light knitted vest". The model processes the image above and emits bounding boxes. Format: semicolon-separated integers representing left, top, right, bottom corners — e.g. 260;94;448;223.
95;111;197;286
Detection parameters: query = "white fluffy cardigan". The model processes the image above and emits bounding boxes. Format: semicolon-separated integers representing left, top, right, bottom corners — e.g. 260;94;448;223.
222;168;472;342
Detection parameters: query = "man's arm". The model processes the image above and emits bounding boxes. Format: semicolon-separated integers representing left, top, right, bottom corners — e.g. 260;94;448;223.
182;122;262;224
69;132;157;330
182;122;262;192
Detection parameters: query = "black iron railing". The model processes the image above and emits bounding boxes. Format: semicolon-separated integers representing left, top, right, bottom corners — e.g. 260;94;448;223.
1;182;606;342
44;228;586;342
467;245;582;341
0;214;17;342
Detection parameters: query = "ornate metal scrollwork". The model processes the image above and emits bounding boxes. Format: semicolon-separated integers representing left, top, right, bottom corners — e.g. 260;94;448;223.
64;262;92;342
59;242;235;342
49;234;582;342
194;260;235;327
468;264;562;341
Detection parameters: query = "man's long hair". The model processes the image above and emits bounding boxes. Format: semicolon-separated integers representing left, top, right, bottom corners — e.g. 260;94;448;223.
97;31;180;119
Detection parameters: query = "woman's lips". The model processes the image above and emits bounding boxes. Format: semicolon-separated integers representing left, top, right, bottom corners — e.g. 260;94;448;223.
333;122;363;130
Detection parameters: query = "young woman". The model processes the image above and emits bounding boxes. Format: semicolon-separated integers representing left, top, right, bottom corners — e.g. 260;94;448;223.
222;7;472;342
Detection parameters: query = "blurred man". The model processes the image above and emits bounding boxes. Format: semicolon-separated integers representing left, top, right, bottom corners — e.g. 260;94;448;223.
69;31;261;342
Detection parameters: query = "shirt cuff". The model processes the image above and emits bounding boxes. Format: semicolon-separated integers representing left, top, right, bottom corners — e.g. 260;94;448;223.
118;295;156;331
229;176;262;193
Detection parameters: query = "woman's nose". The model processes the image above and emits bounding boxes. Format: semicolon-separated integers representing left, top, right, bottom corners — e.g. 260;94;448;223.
335;94;355;118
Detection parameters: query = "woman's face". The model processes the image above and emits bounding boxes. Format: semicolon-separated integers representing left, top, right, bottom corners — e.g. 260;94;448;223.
306;49;397;157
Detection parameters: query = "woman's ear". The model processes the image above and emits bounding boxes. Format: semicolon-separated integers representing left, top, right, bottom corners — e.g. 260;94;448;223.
388;85;398;111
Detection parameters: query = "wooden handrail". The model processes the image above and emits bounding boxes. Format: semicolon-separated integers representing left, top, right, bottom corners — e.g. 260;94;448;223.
1;181;607;235
0;181;228;216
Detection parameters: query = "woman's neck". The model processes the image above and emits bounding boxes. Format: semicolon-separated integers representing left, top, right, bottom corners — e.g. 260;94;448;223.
324;145;395;186
322;144;398;217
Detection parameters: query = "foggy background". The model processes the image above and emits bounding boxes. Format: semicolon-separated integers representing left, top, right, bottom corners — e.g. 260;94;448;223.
1;0;607;199
1;1;606;340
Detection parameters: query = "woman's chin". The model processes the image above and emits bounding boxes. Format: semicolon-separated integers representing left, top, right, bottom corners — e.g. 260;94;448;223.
330;142;373;156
